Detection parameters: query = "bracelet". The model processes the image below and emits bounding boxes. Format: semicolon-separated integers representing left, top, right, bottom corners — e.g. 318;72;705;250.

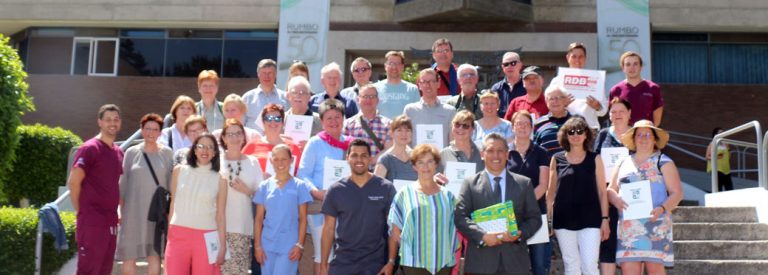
659;205;667;213
387;258;396;265
602;216;609;220
294;242;304;250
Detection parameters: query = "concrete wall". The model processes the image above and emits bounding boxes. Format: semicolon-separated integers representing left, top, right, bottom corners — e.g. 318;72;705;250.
4;0;768;35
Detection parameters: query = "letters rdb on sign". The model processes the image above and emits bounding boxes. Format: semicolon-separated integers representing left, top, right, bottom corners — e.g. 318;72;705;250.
557;67;607;102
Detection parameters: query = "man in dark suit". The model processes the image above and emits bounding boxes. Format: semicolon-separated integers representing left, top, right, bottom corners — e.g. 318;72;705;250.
455;133;542;274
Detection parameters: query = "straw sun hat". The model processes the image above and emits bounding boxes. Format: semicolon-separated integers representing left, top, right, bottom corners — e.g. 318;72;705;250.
620;120;670;151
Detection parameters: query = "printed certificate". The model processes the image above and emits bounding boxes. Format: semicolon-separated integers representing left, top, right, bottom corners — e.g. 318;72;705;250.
620;180;653;220
322;158;350;189
600;147;629;181
285;115;313;143
416;124;444;150
444;161;475;196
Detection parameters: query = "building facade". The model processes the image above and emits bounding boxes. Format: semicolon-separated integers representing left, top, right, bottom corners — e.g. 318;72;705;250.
2;0;767;169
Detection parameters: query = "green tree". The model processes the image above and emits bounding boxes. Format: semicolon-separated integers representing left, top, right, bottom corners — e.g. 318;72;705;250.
0;34;36;203
401;62;421;84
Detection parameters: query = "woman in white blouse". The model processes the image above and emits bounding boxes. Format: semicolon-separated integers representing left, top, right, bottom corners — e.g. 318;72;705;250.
165;133;227;274
218;118;263;274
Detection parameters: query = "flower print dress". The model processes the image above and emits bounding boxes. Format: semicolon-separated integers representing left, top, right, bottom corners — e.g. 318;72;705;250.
615;152;674;266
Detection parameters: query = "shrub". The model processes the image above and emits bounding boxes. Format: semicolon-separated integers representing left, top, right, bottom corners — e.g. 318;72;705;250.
0;35;36;201
7;124;82;206
0;206;77;274
401;62;421;84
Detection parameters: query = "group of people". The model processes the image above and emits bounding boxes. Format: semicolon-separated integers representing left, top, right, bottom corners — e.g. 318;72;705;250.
67;38;683;275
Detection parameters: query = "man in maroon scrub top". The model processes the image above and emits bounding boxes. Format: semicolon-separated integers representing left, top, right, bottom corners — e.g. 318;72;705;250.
68;104;124;274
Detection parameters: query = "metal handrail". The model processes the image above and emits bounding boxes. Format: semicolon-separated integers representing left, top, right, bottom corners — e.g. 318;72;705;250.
764;130;768;187
666;143;706;161
710;121;765;193
35;129;142;275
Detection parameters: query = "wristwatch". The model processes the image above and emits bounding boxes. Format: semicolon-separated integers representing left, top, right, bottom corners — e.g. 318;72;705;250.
496;234;504;241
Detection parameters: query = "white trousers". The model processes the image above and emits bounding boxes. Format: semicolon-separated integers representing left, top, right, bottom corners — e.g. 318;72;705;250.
555;228;601;275
308;213;334;263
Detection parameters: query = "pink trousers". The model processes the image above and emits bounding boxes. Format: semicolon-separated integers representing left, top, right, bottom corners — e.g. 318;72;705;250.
164;225;221;275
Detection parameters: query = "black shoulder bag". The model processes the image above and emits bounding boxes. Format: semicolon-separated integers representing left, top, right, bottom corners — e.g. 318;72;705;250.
144;152;170;254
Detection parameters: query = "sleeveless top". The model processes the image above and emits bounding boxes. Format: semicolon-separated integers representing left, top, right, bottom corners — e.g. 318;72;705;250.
552;151;602;230
170;164;221;230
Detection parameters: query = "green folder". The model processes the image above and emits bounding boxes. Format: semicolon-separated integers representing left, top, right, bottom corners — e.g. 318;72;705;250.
471;201;518;236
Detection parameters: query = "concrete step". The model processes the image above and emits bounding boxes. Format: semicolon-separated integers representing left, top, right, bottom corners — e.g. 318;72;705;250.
673;206;758;223
674;240;768;260
674;222;768;240
667;259;768;275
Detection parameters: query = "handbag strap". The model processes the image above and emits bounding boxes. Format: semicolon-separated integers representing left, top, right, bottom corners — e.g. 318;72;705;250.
358;115;384;150
143;152;161;186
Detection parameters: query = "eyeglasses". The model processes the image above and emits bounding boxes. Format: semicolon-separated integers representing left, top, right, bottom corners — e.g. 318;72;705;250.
460;73;477;79
290;90;311;96
501;61;519;68
635;132;653;139
567;129;586;136
418;79;437;85
352;67;370;73
433;49;451;54
263;115;283;123
454;123;472;130
225;131;244;138
359;95;377;100
195;144;215;151
292;60;306;65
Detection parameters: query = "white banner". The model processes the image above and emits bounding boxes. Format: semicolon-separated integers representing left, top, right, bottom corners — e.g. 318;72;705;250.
556;67;607;102
276;0;330;91
597;0;652;89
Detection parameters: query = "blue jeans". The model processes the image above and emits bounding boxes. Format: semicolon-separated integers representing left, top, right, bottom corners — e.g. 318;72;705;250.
529;241;552;275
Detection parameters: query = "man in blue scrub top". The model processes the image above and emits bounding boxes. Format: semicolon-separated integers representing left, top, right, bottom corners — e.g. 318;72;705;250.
320;139;397;275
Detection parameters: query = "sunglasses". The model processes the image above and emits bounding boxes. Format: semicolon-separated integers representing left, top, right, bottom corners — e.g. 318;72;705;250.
567;129;586;136
501;61;519;68
352;67;370;73
263;115;283;123
454;122;472;130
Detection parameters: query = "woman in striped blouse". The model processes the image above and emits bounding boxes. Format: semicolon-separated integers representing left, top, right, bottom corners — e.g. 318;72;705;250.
386;144;459;275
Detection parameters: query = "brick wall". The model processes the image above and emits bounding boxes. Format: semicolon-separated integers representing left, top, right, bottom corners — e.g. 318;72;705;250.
22;75;259;141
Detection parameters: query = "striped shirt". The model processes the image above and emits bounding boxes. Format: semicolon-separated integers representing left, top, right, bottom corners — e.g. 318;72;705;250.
533;113;571;158
388;183;459;274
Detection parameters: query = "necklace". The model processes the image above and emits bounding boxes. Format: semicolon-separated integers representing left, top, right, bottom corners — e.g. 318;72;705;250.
227;160;242;186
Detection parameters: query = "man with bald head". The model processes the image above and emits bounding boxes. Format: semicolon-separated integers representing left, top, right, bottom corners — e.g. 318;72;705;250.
491;52;527;118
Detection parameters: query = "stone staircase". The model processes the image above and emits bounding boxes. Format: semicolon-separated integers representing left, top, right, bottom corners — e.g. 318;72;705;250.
670;206;768;274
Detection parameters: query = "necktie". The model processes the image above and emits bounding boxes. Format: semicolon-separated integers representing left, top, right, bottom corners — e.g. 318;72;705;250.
493;176;502;203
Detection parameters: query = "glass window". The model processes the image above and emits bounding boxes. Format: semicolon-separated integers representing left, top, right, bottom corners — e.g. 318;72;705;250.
121;29;166;38
224;31;277;40
72;39;91;75
222;40;278;78
652;43;708;83
165;39;222;77
119;39;165;76
711;44;768;84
